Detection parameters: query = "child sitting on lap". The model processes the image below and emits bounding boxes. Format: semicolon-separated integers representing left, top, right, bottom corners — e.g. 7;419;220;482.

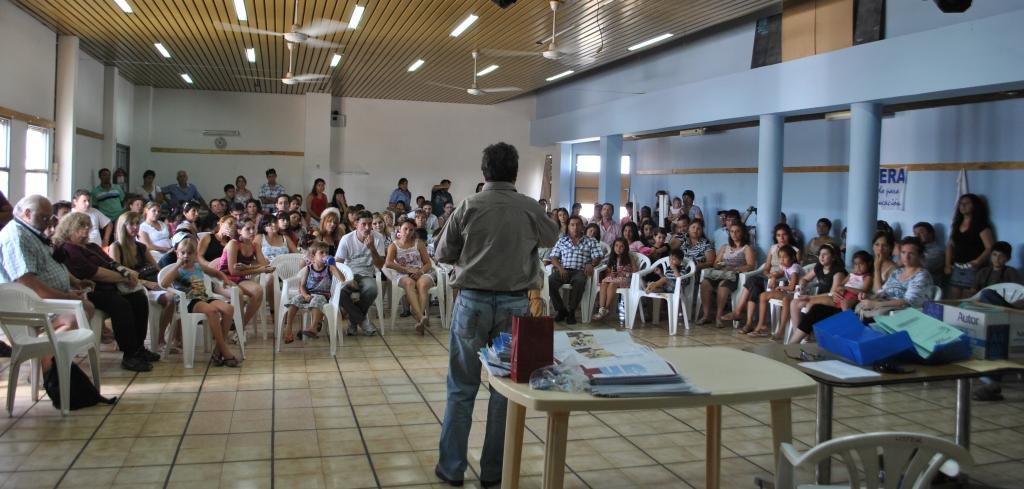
749;246;802;337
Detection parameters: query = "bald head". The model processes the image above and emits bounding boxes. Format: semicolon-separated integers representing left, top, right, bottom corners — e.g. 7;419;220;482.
14;195;53;231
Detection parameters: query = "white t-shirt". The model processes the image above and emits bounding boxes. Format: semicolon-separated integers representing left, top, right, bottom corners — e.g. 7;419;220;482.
335;230;386;277
136;185;161;202
139;221;171;249
78;208;110;246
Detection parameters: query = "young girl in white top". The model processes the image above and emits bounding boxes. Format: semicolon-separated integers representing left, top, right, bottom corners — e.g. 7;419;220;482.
385;219;435;334
138;202;171;253
749;246;802;337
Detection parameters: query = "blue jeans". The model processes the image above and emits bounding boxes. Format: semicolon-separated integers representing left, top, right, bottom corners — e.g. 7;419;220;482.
338;274;377;327
438;289;528;482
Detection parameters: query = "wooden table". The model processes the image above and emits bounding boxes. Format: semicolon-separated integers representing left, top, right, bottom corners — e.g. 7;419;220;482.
489;346;817;489
748;343;1024;484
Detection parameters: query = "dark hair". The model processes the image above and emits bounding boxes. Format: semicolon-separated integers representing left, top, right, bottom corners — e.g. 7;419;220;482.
276;194;290;203
143;170;156;179
625;202;633;209
224;184;235;192
899;236;925;256
441;179;451;185
230;202;245;213
414;228;429;242
607;238;631;270
399;178;408;185
773;223;794;245
182;201;201;214
311;178;325;195
332;188;345;202
913;221;935;236
246;198;262;212
584;222;601;241
265;168;277;176
817;218;832;231
873;230;894;250
622;222;639;242
728;223;750;247
398;218;417;229
778;245;797;261
290;195;302;204
257;216;276;235
476;182;484;192
852;250;873;268
993;241;1012;258
572;202;582;210
817;244;841;269
682;189;695;199
53;200;72;214
669;248;686;262
73;189;90;200
567;215;584;229
481;142;518;182
98;168;110;177
236;175;247;184
356;210;373;222
953;193;992;233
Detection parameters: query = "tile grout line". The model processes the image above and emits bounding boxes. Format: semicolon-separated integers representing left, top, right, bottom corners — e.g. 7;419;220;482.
333;336;384;489
160;355;214;489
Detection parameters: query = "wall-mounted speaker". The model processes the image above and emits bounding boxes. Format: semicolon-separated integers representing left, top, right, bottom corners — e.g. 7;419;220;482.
933;0;972;13
491;0;517;8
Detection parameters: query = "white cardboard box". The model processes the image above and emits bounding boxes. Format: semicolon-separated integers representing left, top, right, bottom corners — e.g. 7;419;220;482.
923;301;1024;360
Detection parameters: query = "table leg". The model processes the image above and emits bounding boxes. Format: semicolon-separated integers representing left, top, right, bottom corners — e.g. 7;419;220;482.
706;404;722;489
770;398;793;468
502;402;527;489
955;378;971;448
815;383;833;485
542;412;570;489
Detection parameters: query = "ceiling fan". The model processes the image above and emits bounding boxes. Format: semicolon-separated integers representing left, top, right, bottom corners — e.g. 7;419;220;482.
427;51;521;96
239;42;328;85
483;0;594;63
217;1;346;49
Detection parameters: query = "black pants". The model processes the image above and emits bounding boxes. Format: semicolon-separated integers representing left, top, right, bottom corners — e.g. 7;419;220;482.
797;304;842;335
548;269;587;315
88;288;149;359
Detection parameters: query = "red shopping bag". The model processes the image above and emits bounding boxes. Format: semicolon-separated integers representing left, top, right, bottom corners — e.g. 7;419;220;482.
510;315;554;383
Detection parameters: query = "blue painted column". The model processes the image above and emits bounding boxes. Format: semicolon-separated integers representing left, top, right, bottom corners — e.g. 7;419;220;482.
756;114;784;256
558;143;574;209
845;102;882;267
598;134;623;220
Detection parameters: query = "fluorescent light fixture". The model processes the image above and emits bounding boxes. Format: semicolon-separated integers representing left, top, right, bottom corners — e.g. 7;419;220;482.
476;64;499;76
407;59;425;72
349;5;365;29
546;70;574;82
233;0;247;21
627;33;673;51
113;0;132;14
330;53;343;67
450;14;479;37
824;110;851;121
180;74;193;84
154;43;171;58
245;48;256;63
679;128;707;137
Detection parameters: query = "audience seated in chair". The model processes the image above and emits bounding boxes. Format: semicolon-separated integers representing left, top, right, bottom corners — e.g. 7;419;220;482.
548;216;604;325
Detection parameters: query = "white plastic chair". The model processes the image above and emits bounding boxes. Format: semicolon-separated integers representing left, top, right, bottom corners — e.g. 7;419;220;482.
775;431;973;489
383;268;442;332
627;256;694;334
695;264;753;327
271;253;307;343
969;282;1024;303
0;283;100;416
335;263;384;334
768;263;818;339
613;252;651;324
275;267;345;356
148;250;163;263
583;242;613;322
433;261;454;329
157;266;245;368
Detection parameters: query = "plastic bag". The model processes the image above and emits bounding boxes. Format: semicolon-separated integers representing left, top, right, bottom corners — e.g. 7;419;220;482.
528;358;590;393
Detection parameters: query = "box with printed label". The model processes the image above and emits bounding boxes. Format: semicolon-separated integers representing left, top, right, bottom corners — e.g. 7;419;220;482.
923;301;1024;360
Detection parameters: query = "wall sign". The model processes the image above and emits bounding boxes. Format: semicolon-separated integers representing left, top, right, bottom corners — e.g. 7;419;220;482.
878;167;908;211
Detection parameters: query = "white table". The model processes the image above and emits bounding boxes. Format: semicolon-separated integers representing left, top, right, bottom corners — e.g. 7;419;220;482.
490;346;817;489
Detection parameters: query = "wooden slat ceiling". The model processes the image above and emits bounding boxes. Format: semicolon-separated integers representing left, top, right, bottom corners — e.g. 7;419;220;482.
12;0;776;104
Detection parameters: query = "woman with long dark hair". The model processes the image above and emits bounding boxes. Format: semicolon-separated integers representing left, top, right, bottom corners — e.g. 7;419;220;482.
307;178;328;224
593;238;637;321
329;188;348;213
724;222;802;330
946;193;995;299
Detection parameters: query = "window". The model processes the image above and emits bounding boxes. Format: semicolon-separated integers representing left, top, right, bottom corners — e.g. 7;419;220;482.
0;118;9;197
24;125;50;197
575;154;630;174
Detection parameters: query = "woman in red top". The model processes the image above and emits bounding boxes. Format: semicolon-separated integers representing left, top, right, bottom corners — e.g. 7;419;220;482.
307;178;328;223
219;218;275;327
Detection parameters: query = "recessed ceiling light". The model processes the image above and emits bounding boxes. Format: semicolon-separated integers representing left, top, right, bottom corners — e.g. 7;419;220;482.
349;5;365;29
546;70;574;82
245;48;256;63
477;64;499;76
407;59;425;72
180;74;193;84
233;0;247;22
330;53;343;67
112;0;132;14
450;14;478;37
154;43;171;58
627;33;673;52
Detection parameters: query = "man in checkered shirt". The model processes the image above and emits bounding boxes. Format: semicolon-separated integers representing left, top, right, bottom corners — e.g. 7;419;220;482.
548;215;604;324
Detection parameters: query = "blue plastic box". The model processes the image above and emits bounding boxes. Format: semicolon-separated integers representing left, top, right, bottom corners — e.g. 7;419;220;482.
813;311;915;366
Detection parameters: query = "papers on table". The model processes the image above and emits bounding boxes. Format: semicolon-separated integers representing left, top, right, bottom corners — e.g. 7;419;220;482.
874;309;965;358
554;330;708;397
799;360;881;380
479;332;513;378
955;359;1024;372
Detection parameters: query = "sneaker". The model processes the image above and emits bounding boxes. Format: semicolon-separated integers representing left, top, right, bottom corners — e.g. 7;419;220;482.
973;384;1004;402
554;310;567;322
136;348;161;362
566;314;577;325
346;325;358;336
593;307;608;321
121;356;153;372
361;318;378;336
434;465;463;487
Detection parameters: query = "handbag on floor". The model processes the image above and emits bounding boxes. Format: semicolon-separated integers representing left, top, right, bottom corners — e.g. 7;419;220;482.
44;363;117;411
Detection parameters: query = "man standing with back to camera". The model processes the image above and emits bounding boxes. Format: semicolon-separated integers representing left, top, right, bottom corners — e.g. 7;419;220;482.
433;142;559;487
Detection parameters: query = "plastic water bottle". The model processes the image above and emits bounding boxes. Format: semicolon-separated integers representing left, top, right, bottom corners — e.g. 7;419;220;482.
794;284;802;298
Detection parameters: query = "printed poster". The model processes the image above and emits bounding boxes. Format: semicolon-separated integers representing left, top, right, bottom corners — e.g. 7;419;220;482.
878;167;908;211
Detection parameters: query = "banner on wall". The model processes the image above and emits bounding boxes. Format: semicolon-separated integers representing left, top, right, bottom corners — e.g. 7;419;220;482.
878;167;908;211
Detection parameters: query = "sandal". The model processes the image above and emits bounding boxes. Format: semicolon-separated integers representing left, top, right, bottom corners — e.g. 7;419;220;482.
299;329;319;340
738;323;756;334
283;333;295;344
695;316;712;326
221;355;242;368
747;328;771;338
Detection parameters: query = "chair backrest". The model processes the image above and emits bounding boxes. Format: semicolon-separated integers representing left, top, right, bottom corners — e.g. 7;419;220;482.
598;241;611;256
0;283;59;346
271;253;306;282
980;282;1024;303
149;250;163;263
336;263;355;282
779;431;973;489
928;284;942;301
632;252;651;272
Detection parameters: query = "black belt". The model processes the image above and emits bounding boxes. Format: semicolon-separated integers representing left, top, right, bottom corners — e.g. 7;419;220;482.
462;288;528;297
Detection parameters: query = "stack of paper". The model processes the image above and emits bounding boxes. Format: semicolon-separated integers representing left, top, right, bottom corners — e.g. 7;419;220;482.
479;332;513;378
874;309;965;358
554;331;708;397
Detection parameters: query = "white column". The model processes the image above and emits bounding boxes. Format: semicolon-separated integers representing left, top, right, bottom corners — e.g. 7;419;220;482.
598;134;623;220
756;114;784;256
131;86;153;190
101;65;118;172
304;92;332;191
54;35;79;201
845;102;883;267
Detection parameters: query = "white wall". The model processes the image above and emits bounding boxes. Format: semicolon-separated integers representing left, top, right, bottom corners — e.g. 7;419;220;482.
72;53;104;190
335;95;556;209
115;74;134;145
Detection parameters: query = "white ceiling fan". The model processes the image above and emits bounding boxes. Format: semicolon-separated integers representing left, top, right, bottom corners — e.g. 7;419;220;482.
239;42;328;85
427;51;521;96
483;0;595;63
217;2;346;49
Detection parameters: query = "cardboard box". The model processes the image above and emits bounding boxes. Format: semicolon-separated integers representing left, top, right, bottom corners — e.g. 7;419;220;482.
923;301;1024;360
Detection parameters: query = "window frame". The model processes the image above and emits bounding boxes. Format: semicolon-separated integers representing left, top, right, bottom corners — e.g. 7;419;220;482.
0;118;9;197
24;124;51;196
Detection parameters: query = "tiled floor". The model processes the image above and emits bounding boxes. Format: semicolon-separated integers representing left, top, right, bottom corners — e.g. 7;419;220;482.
2;309;1023;489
